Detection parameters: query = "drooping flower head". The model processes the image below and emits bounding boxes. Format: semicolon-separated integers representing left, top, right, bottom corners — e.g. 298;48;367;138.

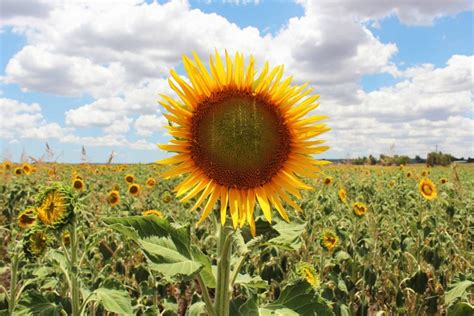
296;262;319;288
23;228;49;260
338;188;347;203
17;208;37;229
158;51;330;235
419;178;437;200
36;183;75;230
143;209;164;218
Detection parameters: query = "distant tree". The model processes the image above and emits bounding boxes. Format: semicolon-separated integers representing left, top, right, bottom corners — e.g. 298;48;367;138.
426;151;455;166
368;154;377;165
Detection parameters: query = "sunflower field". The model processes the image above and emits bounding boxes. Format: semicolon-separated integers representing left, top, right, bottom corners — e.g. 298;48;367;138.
0;161;472;315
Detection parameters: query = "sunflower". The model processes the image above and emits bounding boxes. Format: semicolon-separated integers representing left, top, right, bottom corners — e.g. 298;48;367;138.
352;202;368;217
73;178;85;191
146;177;156;188
22;163;32;175
23;229;49;259
128;183;141;197
14;167;23;176
3;161;12;170
158;51;329;235
37;184;74;229
338;188;347;203
17;208;37;229
320;229;338;251
421;170;430;177
440;177;448;184
107;190;120;207
143;209;164;218
296;262;319;288
419;178;437;200
125;174;135;184
389;180;396;188
323;176;333;186
162;192;172;203
406;171;413;178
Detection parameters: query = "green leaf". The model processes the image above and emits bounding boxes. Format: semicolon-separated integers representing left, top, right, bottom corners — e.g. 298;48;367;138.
191;246;216;288
448;302;474;316
267;219;307;250
188;302;206;316
15;291;63;316
445;280;474;306
261;281;333;315
239;296;259;315
93;287;133;316
234;274;267;289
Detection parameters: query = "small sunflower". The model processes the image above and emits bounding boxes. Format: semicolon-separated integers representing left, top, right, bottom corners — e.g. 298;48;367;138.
3;161;12;170
421;170;430;177
23;229;49;259
389;180;396;188
146;177;156;188
14;167;23;176
17;208;37;229
111;183;120;191
162;192;172;203
406;171;413;178
352;202;368;217
419;178;437;200
36;184;75;229
125;174;135;184
440;177;448;184
296;262;319;288
323;176;333;186
128;183;141;196
158;51;330;236
73;178;85;191
143;209;164;218
338;188;347;203
320;229;339;251
22;163;32;175
107;190;121;207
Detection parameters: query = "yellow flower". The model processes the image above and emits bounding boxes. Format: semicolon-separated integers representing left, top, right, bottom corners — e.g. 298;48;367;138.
17;208;37;229
338;188;347;203
323;176;333;186
14;167;23;176
107;190;120;207
146;177;156;188
73;178;85;191
440;177;448;184
3;161;12;170
128;183;141;197
421;169;430;177
158;51;330;236
22;163;32;175
111;183;120;191
296;262;319;288
143;209;164;218
320;229;338;251
23;229;49;259
406;171;413;178
419;178;437;200
124;174;135;184
352;202;368;217
389;180;396;188
37;186;74;228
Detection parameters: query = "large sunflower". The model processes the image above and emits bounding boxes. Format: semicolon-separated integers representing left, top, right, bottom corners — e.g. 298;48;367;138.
158;51;330;235
36;184;74;229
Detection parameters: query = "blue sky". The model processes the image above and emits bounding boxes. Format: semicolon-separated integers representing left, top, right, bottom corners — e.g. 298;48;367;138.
0;0;473;162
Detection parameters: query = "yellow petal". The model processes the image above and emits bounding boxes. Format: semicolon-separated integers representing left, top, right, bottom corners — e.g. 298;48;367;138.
197;185;220;225
255;187;272;223
220;187;229;225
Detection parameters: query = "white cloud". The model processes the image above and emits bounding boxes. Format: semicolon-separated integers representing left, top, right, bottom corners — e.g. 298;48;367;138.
135;114;168;137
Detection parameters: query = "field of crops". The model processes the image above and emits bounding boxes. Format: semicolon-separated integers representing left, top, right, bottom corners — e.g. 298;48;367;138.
1;162;472;315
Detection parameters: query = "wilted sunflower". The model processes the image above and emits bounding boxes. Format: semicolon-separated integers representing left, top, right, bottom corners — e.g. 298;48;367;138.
73;178;85;191
338;188;347;203
14;167;23;176
17;208;37;229
22;163;32;175
158;51;330;235
296;262;319;288
107;190;120;207
323;176;333;186
146;177;156;188
320;229;338;251
23;229;49;259
419;178;437;200
143;209;164;218
440;177;448;184
128;183;141;197
37;184;74;229
125;174;135;184
352;202;368;217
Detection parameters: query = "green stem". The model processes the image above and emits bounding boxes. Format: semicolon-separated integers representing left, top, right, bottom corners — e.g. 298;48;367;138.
196;274;215;316
8;252;19;316
214;223;233;316
70;221;80;316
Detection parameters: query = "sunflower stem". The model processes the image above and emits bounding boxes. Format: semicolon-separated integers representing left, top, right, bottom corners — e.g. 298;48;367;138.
69;221;80;316
214;222;233;316
8;251;19;316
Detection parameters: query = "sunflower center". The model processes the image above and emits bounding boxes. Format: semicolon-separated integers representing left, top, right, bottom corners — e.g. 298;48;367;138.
422;184;432;195
191;91;290;188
